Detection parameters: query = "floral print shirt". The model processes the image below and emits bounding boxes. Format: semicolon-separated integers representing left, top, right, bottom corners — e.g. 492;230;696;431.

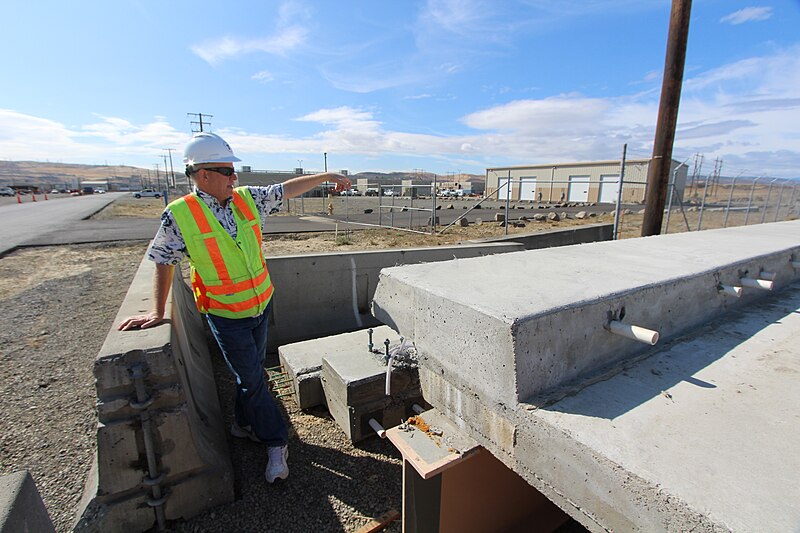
147;185;284;265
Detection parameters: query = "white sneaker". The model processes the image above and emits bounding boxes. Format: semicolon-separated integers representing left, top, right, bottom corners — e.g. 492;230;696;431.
265;445;289;483
230;422;261;443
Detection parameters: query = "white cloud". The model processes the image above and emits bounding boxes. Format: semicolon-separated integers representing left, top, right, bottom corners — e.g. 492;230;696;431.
0;110;188;165
189;2;311;65
191;26;308;65
252;70;274;83
720;7;773;25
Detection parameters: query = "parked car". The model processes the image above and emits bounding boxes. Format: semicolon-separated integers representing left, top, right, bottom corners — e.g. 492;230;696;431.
0;186;15;197
339;188;361;196
133;189;161;199
365;188;379;197
94;188;106;194
382;189;396;196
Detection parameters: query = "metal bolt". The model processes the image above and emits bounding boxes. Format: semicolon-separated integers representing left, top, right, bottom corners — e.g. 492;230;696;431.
368;328;374;352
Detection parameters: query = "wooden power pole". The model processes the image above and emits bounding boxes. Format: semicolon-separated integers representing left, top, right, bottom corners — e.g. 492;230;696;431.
641;0;692;236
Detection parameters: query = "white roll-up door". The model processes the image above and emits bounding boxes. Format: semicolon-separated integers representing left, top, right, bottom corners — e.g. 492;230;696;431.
568;176;590;202
520;177;537;200
599;175;620;204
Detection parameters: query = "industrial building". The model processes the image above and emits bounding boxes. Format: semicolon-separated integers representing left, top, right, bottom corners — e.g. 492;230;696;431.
485;158;688;204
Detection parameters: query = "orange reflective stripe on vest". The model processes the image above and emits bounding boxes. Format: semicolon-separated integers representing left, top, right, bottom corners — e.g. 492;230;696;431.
206;283;274;313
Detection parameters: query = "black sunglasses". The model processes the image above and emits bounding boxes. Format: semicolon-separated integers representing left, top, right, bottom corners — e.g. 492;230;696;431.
202;167;236;177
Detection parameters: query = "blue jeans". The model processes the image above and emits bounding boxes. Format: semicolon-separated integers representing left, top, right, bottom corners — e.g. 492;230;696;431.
206;305;288;447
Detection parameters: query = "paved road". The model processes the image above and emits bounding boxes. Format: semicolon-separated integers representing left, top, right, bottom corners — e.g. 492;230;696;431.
0;193;128;255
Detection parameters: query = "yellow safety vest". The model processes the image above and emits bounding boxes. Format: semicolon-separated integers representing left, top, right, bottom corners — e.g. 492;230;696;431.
169;187;273;318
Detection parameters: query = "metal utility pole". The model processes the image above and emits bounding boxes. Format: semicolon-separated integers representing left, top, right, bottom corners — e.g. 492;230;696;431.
324;152;328;172
187;113;213;133
153;164;162;190
161;155;170;190
641;0;692;237
164;148;177;188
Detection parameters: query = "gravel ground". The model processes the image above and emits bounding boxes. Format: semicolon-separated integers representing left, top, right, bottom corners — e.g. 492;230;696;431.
0;243;145;532
0;241;403;532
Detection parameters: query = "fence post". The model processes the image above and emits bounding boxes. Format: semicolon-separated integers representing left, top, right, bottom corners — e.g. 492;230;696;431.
723;177;737;228
773;180;787;222
744;177;760;225
760;178;777;224
697;174;710;230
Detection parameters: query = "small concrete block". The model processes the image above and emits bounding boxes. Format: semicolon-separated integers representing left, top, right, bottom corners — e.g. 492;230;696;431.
279;325;398;409
321;349;418;407
321;346;422;442
0;471;55;533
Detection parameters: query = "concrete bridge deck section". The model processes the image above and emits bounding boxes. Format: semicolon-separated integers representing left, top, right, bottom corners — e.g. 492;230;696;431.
371;220;800;531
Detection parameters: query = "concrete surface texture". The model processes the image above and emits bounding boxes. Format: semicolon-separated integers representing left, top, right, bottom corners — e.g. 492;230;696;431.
371;220;800;532
75;256;233;532
0;471;55;533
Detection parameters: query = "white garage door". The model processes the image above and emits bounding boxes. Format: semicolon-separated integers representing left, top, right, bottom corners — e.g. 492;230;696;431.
599;175;620;204
568;176;590;202
519;177;537;200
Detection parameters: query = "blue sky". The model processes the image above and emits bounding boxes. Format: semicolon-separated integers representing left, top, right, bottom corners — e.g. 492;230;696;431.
2;1;799;178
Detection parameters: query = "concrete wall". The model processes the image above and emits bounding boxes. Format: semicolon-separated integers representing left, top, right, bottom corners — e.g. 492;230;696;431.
75;259;233;533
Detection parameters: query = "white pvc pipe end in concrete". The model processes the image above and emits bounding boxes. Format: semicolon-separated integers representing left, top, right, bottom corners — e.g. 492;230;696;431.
608;320;659;345
718;284;743;298
369;418;386;439
760;271;777;281
740;277;774;290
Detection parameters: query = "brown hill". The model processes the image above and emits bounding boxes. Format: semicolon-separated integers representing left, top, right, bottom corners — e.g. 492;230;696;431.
0;161;159;191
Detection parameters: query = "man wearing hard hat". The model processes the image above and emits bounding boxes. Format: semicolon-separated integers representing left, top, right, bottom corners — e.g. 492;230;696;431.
118;132;350;483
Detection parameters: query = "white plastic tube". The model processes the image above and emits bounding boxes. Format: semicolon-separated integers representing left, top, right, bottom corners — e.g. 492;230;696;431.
608;321;659;345
718;284;743;298
740;277;774;290
760;271;777;281
412;404;424;415
385;337;411;396
368;418;386;438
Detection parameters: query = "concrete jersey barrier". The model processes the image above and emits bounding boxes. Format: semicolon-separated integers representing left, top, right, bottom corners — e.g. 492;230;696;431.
74;260;233;532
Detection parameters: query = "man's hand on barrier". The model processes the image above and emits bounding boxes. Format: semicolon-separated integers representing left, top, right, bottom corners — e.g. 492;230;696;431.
117;311;164;331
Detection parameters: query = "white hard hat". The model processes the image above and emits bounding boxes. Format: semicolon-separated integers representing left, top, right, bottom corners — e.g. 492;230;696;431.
183;132;241;166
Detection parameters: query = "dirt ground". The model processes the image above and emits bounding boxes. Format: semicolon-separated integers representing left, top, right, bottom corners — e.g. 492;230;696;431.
1;192;796;532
